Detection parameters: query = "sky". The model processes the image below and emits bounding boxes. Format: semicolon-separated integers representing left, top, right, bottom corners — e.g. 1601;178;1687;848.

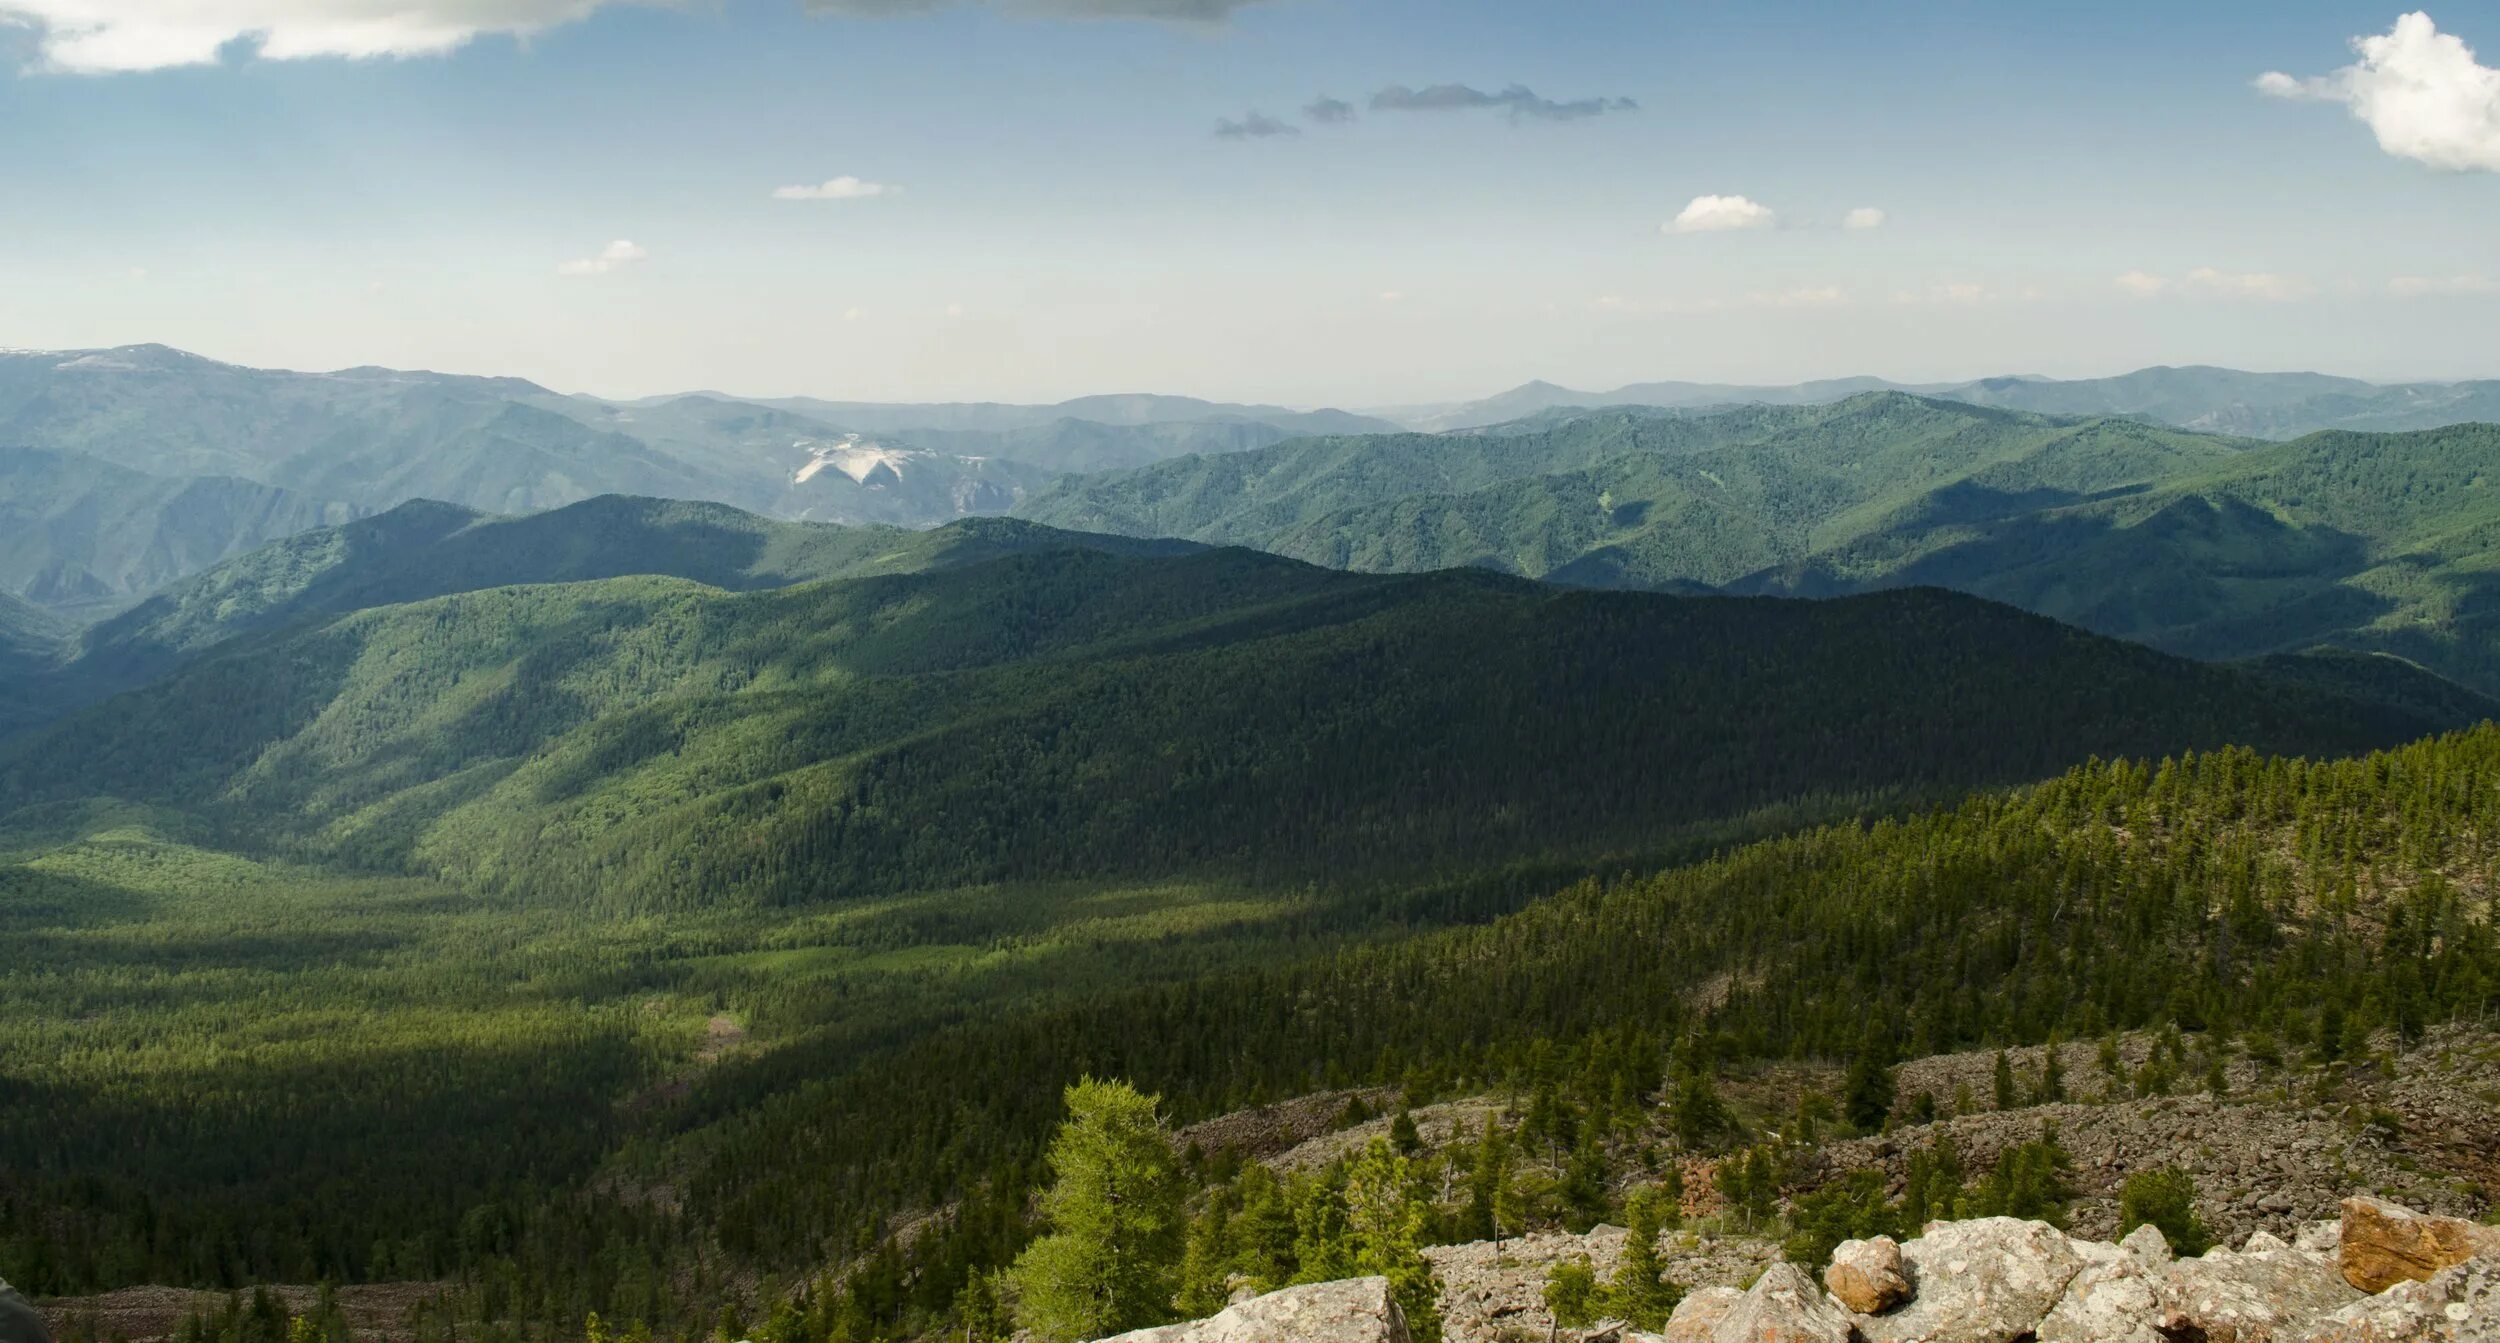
0;1;2495;407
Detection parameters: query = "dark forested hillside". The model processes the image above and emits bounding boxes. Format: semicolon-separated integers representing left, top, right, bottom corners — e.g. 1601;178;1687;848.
62;496;1198;703
4;545;2481;916
1741;421;2500;694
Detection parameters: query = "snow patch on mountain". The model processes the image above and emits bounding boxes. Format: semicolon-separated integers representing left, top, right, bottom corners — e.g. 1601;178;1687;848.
794;435;915;486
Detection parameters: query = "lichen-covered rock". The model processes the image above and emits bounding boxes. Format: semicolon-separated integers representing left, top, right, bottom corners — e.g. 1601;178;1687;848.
1710;1264;1851;1343
1646;1286;1742;1343
2339;1198;2500;1295
1824;1237;1909;1314
1856;1217;2092;1343
2039;1228;2170;1343
1095;1278;1409;1343
2298;1259;2500;1343
2155;1239;2361;1343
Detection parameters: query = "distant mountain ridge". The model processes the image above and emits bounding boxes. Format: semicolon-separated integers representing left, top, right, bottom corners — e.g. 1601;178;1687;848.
1403;364;2500;438
0;345;1389;622
1020;393;2500;699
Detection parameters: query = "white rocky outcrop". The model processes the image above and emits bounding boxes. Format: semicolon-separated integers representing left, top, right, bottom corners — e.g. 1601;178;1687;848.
1709;1263;1852;1343
1097;1278;1408;1343
1855;1217;2097;1343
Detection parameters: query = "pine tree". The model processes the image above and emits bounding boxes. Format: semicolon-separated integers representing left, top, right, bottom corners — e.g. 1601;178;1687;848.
1992;1051;2017;1110
1605;1185;1681;1328
1009;1079;1187;1343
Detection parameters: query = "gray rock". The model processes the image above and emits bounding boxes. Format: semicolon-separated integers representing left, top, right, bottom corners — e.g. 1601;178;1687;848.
1710;1263;1851;1343
1096;1278;1408;1343
1649;1286;1742;1343
2157;1241;2361;1343
2040;1247;2166;1343
2298;1259;2500;1343
1857;1217;2093;1343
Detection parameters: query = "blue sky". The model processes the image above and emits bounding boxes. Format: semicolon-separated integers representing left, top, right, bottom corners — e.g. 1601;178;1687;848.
0;1;2494;405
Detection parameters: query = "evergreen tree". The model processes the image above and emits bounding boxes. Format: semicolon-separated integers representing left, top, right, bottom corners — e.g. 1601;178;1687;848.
1843;1037;1896;1134
2118;1169;2212;1256
1992;1051;2017;1111
1009;1080;1187;1343
1606;1185;1680;1328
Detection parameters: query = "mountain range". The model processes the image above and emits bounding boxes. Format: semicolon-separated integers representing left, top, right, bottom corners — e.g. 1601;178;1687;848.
1023;394;2500;698
1398;365;2500;437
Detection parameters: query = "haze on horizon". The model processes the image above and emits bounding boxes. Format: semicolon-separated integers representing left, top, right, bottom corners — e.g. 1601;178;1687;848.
1;0;2495;405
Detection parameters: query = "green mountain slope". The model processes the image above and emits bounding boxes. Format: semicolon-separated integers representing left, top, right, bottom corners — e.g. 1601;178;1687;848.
1742;422;2500;693
6;548;2475;914
0;447;363;618
65;495;1200;706
1268;408;2238;588
1013;395;2136;546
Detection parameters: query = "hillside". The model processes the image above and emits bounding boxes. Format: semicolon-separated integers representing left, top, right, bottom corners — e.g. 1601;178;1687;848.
1740;421;2500;694
58;496;1200;705
0;447;363;618
1011;396;2160;548
1265;406;2237;589
12;695;2494;1333
6;549;2468;915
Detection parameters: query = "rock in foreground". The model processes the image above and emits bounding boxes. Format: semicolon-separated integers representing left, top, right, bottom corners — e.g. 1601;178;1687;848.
1097;1278;1408;1343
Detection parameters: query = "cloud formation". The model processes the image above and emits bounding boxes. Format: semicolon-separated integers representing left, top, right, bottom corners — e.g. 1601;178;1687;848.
1368;82;1637;122
2389;272;2500;295
1665;195;1776;234
1214;111;1300;139
1303;96;1356;124
772;175;900;200
1842;207;1887;230
1;0;1278;73
2117;268;2312;301
2258;11;2500;171
557;239;648;276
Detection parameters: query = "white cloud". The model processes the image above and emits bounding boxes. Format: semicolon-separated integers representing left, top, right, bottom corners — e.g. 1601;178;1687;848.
2182;267;2312;301
2257;11;2500;171
772;175;900;201
842;305;870;321
943;302;965;317
2389;272;2500;295
0;0;613;73
2114;270;2171;297
556;239;648;276
0;0;1280;73
1666;194;1776;234
1376;290;1405;303
1842;207;1887;230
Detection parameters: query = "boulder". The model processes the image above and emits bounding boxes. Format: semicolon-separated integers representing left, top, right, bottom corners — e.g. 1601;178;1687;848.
1709;1264;1851;1343
0;1277;47;1343
1824;1237;1909;1314
2299;1259;2500;1343
2155;1240;2360;1343
2039;1226;2175;1343
1856;1217;2092;1343
1096;1278;1408;1343
2339;1198;2500;1295
1649;1286;1742;1343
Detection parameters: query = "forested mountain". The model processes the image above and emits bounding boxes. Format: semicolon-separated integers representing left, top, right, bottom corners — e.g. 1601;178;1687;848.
0;348;1371;567
58;497;1199;705
9;689;2495;1332
1011;396;2130;547
739;392;1394;437
1022;398;2500;698
1738;421;2500;695
1408;366;2500;438
5;548;2467;915
1014;395;2242;574
0;447;362;618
